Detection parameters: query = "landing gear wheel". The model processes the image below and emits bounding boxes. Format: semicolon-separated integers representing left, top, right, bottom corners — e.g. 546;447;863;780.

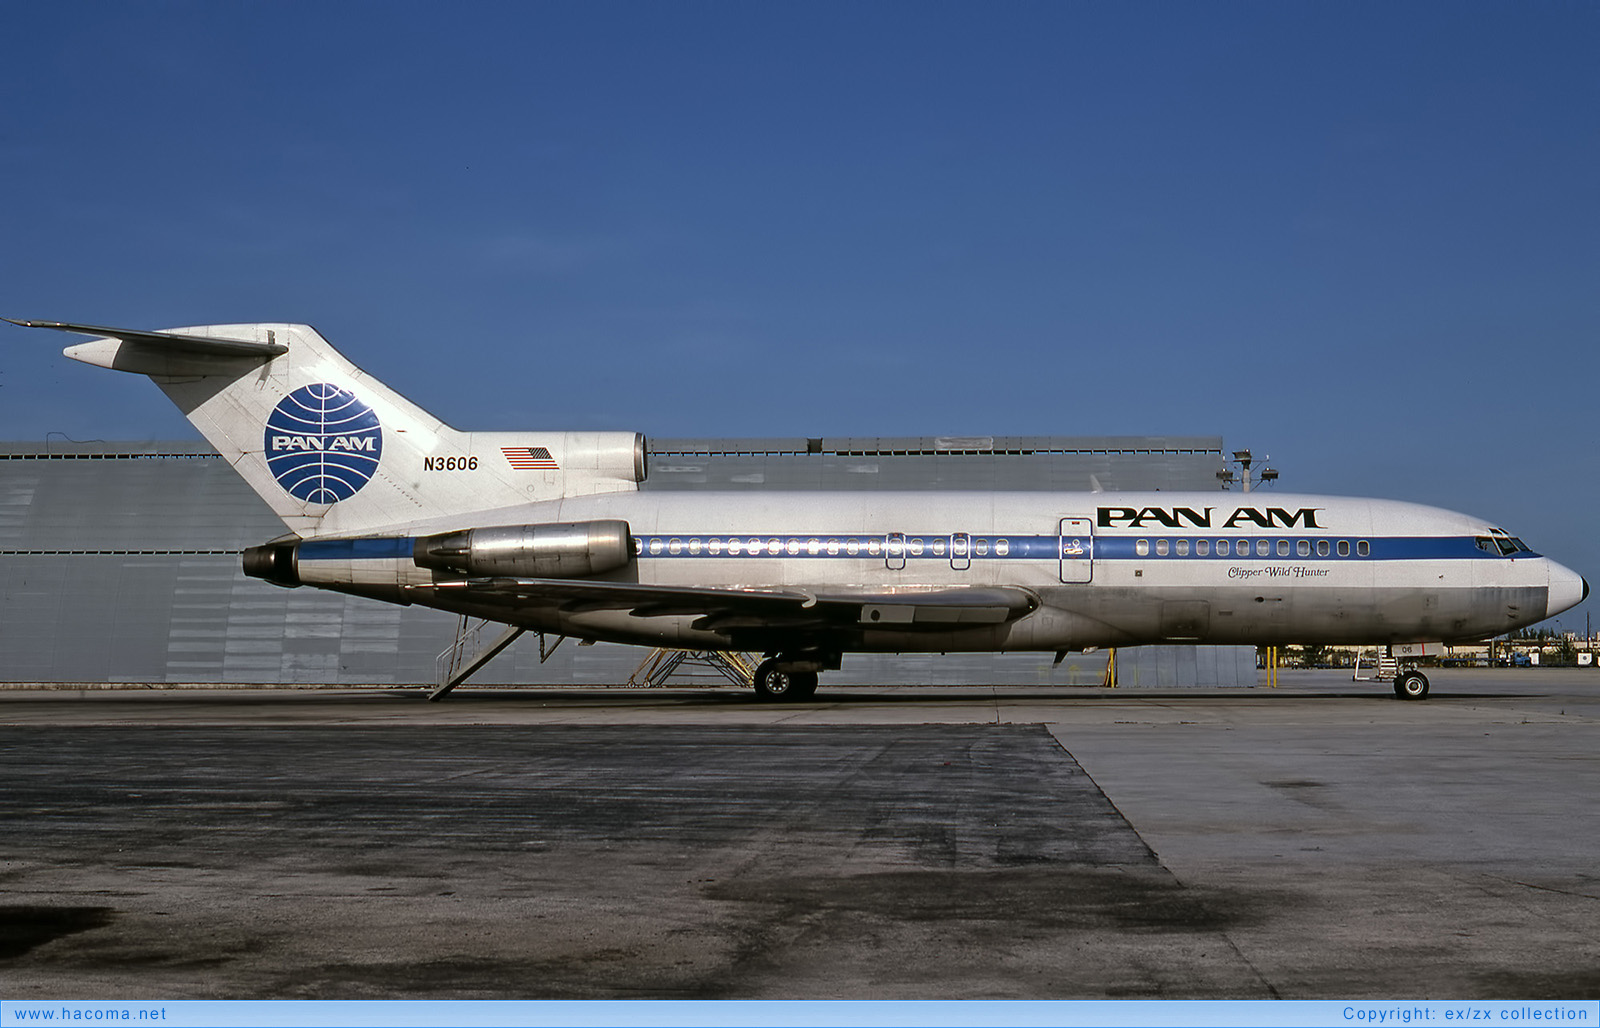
753;659;818;702
787;671;818;701
1395;670;1430;700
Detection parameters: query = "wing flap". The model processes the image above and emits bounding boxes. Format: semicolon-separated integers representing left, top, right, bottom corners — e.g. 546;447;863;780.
849;586;1037;626
414;577;1037;630
417;577;814;616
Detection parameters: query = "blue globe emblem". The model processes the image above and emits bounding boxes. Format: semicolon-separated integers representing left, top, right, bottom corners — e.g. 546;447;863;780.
264;384;384;503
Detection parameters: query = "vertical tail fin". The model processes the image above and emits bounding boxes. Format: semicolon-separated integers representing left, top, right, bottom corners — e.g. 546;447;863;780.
11;320;645;536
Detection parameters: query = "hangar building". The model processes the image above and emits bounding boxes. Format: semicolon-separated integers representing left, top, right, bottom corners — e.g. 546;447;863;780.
0;435;1255;688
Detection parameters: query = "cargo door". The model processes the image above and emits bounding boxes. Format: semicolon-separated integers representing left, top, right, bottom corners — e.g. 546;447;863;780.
1160;601;1210;640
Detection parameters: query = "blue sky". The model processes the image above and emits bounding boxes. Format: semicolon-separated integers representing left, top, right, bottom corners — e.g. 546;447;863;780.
3;2;1596;627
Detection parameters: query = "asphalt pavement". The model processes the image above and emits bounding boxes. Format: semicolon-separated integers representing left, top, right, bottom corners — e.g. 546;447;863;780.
1;669;1596;999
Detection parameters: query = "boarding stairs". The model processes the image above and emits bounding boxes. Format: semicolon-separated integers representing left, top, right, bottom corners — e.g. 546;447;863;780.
430;616;528;700
627;648;760;688
431;617;759;698
432;616;573;700
1352;649;1398;682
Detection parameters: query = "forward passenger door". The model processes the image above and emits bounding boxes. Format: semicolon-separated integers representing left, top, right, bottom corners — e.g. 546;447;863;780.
1058;518;1093;583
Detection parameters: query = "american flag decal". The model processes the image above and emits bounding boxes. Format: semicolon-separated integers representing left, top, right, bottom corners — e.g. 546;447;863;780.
501;446;560;470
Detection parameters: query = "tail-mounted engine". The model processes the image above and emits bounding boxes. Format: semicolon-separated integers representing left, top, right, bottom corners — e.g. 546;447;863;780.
412;519;634;578
242;537;301;587
243;519;635;589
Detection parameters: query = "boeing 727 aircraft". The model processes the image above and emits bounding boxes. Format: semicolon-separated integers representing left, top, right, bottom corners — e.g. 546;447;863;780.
10;318;1588;701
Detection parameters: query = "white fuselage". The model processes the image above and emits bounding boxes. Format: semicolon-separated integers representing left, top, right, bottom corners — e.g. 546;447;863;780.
294;490;1586;653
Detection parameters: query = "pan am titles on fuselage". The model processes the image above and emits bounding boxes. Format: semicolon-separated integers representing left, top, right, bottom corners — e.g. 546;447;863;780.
9;317;1588;702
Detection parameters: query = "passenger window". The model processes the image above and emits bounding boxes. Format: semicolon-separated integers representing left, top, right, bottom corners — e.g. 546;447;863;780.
932;538;946;557
1276;539;1290;557
908;538;925;556
1215;539;1229;556
1256;539;1270;557
995;539;1010;556
974;538;989;556
1155;539;1169;556
786;539;800;555
649;539;663;555
1176;539;1189;556
1357;540;1370;556
1337;540;1349;557
709;538;723;555
1297;540;1310;557
846;539;860;556
1136;539;1150;556
1196;539;1210;556
1316;540;1329;557
668;538;682;555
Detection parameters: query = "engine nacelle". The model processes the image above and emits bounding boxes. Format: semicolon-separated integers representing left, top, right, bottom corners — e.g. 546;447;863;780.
413;519;634;579
242;537;301;587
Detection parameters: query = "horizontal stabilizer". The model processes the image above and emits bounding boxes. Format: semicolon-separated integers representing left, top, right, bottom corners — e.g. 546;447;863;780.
4;318;288;358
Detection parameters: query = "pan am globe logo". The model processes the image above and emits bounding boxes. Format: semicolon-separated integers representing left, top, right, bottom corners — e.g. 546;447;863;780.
265;384;384;504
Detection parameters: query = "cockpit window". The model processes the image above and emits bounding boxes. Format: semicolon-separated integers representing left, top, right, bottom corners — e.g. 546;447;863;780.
1484;534;1533;556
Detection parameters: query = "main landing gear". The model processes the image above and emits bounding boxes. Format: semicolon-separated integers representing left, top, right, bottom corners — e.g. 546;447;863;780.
752;654;832;702
1394;669;1430;700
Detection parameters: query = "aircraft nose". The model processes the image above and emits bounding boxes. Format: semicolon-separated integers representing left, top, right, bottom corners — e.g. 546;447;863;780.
1547;561;1588;618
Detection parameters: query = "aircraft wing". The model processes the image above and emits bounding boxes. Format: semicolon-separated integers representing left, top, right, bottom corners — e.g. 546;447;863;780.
414;577;1038;631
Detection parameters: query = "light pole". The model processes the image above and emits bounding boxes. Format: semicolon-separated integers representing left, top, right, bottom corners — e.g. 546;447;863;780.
1218;449;1279;492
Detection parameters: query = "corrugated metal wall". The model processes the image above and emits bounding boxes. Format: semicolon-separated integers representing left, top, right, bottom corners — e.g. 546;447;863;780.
1;437;1252;687
645;436;1225;493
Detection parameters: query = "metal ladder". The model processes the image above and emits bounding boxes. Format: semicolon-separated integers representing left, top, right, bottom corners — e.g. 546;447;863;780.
430;616;562;701
627;648;760;688
1352;648;1398;682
